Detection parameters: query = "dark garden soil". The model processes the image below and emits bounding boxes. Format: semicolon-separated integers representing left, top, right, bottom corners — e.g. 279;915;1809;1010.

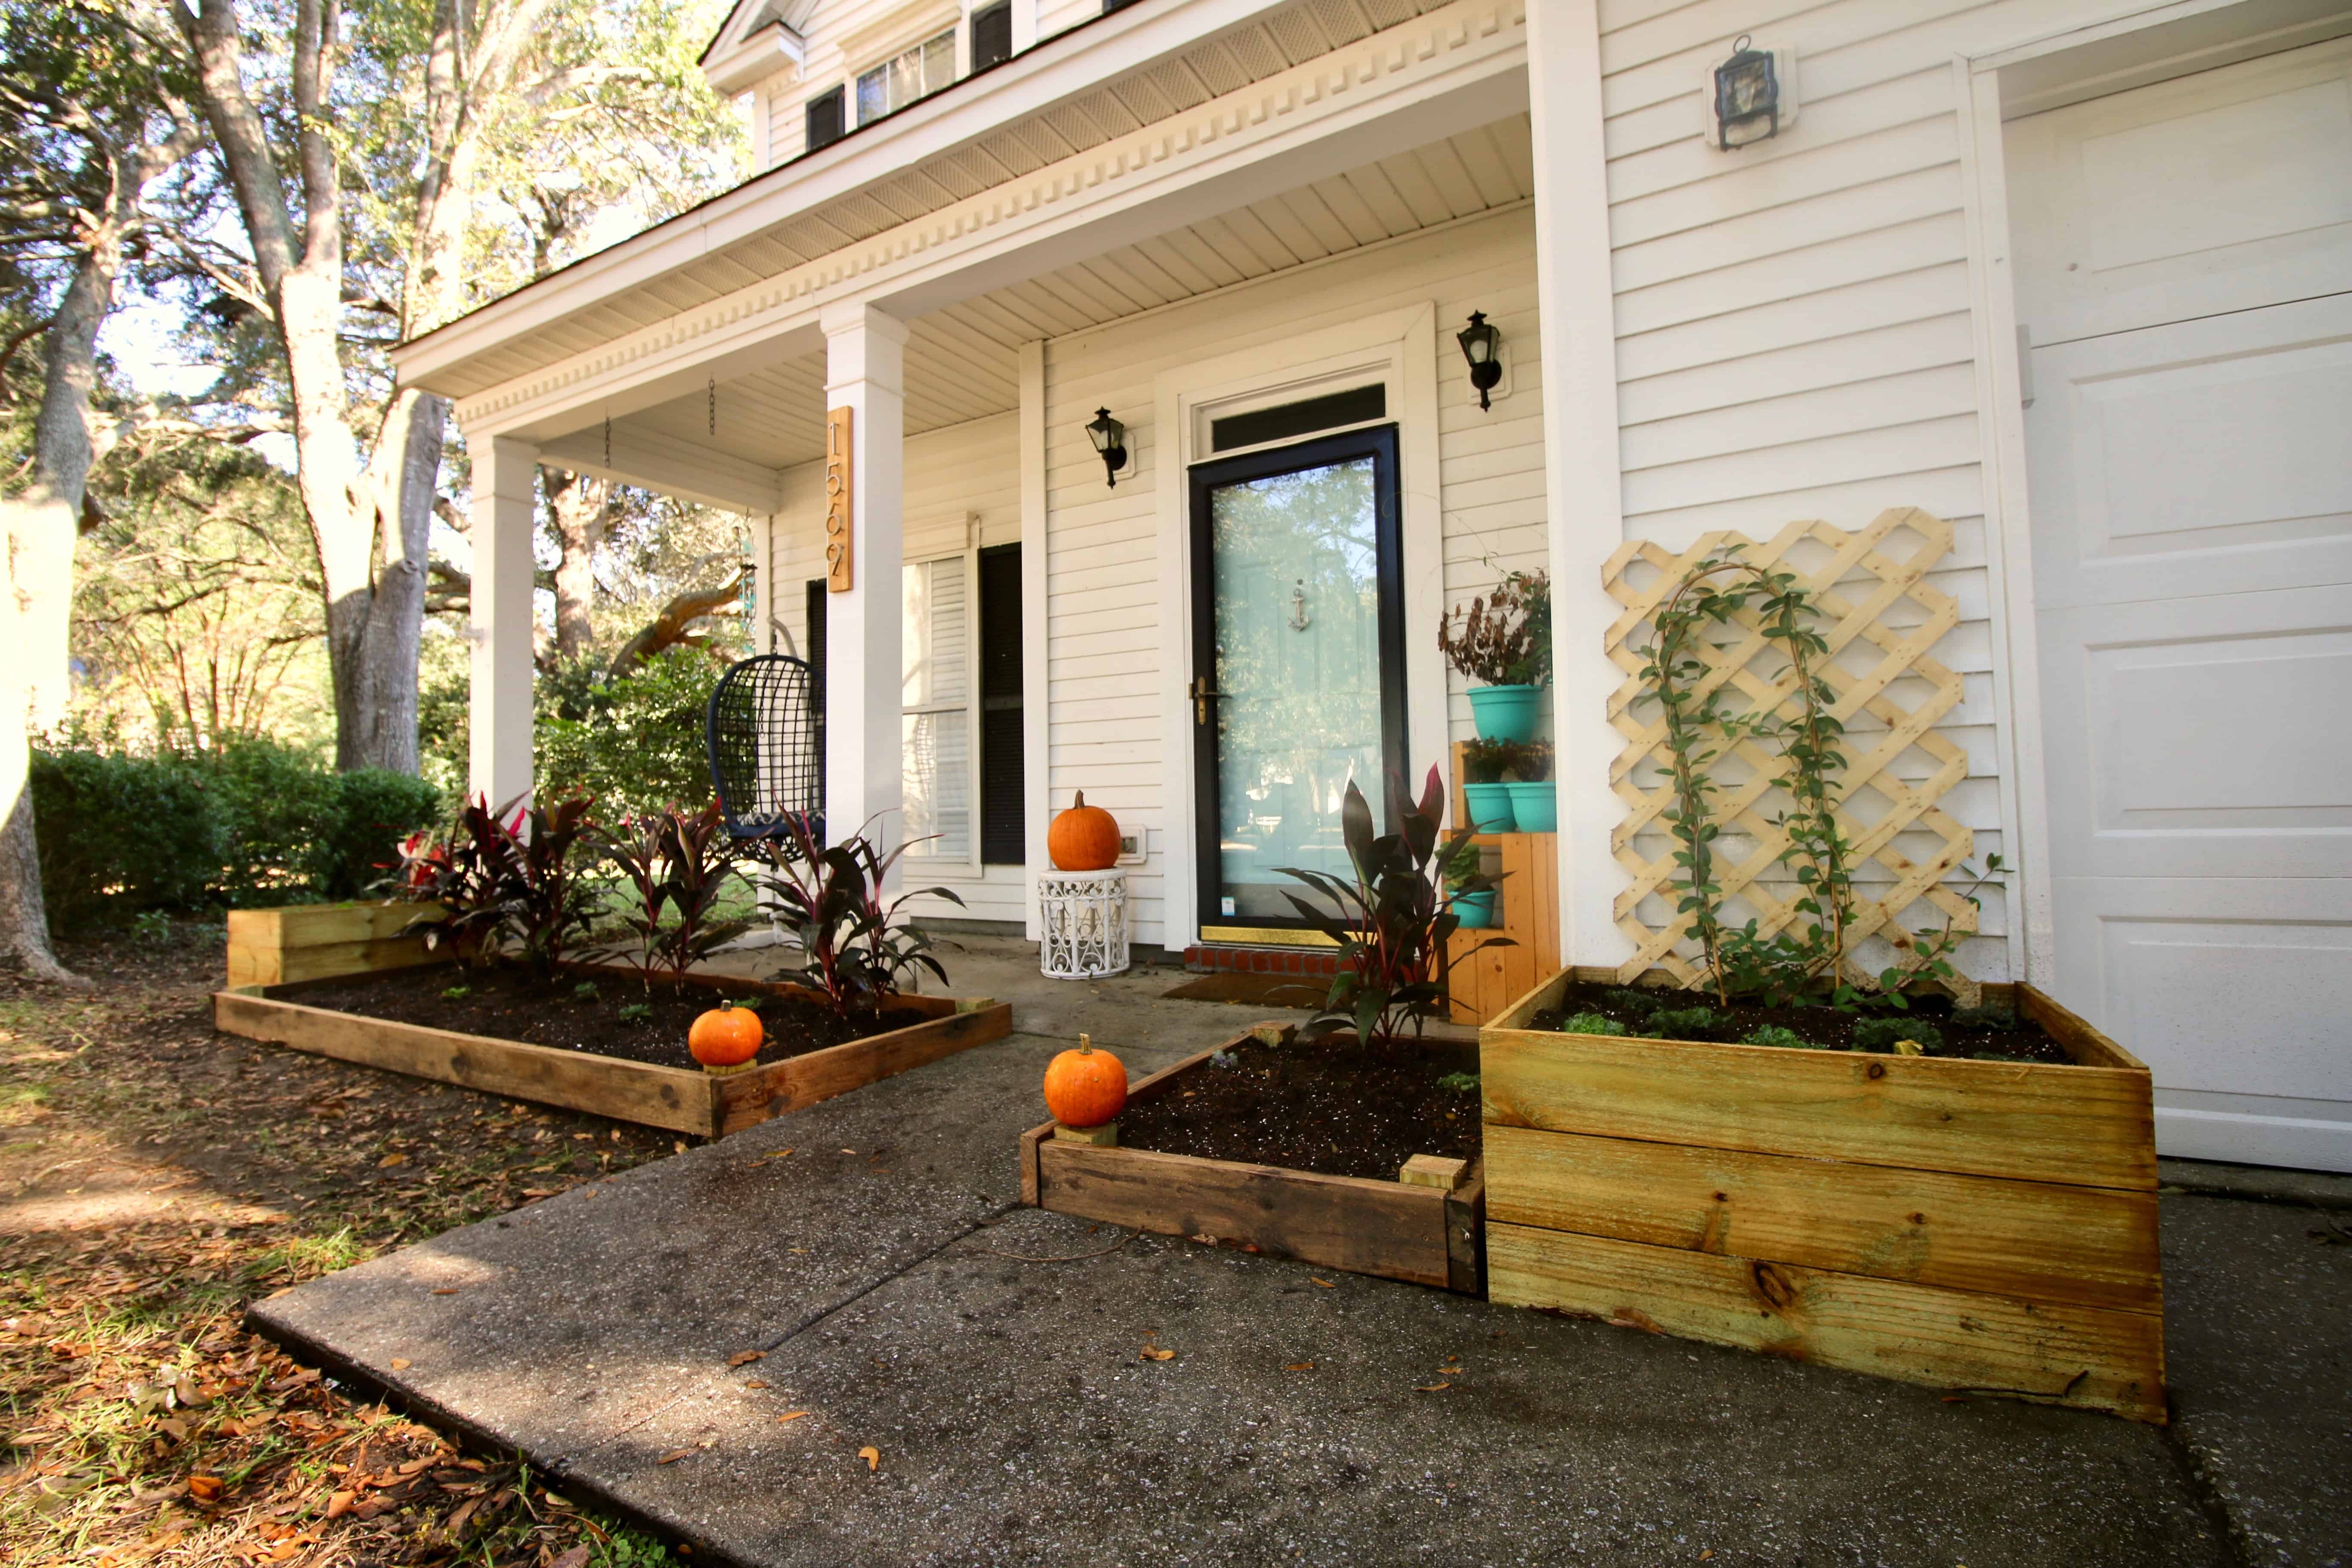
296;964;930;1070
1528;981;2073;1066
1117;1031;1482;1182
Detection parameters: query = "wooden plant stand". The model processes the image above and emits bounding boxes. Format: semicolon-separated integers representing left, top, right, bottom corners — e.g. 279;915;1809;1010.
1479;968;2165;1421
215;902;1011;1138
1441;741;1560;1025
1020;1029;1485;1293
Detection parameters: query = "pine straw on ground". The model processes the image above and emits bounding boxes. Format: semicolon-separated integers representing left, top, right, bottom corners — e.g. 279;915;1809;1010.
1;919;693;1568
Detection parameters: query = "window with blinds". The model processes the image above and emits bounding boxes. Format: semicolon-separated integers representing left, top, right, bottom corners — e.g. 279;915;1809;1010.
902;556;973;860
977;544;1024;864
970;0;1012;70
805;85;845;151
857;29;955;127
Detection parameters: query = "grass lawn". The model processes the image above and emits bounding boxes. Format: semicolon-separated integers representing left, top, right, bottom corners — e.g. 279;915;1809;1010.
1;917;695;1568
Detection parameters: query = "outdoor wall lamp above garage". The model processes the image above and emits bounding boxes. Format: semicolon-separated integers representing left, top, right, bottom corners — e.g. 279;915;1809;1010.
1708;35;1795;150
1456;312;1503;411
1085;407;1128;487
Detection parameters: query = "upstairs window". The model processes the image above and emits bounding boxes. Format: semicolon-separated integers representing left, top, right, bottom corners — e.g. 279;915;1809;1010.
805;86;845;151
857;29;955;126
970;0;1012;70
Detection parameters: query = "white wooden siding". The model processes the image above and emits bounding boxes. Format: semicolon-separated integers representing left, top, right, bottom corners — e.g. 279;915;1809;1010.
769;410;1027;924
1044;206;1547;946
1580;0;2192;971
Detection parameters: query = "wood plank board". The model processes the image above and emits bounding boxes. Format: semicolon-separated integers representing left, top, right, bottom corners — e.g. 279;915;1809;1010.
1035;1141;1456;1288
227;901;445;989
1482;1123;2161;1314
714;1003;1013;1133
1480;996;2157;1192
1486;1223;2165;1424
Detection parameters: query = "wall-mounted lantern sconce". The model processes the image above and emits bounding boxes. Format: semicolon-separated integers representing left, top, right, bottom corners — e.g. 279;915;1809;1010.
1706;35;1796;150
1085;406;1129;487
1456;311;1503;411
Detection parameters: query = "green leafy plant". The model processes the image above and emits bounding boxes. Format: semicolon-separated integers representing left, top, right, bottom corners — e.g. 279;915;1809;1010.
1841;855;2011;1011
1556;1011;1626;1037
617;1001;652;1023
1950;1004;2017;1032
757;815;959;1017
1436;1072;1481;1093
396;793;601;975
1458;736;1528;785
441;983;474;1001
573;980;601;1002
1437;568;1551;686
1743;1024;1810;1049
1852;1018;1943;1055
1510;741;1553;783
1273;765;1510;1045
1644;1005;1720;1041
1440;836;1483;892
593;800;749;986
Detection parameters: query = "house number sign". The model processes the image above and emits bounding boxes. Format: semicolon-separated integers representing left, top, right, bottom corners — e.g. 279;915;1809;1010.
824;406;853;592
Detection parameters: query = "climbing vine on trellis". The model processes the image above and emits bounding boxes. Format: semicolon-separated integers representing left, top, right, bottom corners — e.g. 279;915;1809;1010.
1602;509;2006;1006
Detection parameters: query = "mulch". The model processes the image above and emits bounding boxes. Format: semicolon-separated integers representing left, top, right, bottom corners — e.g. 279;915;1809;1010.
1116;1030;1481;1181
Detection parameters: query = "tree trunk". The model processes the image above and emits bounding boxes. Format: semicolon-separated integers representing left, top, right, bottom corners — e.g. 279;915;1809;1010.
604;567;747;678
0;529;83;984
545;468;608;660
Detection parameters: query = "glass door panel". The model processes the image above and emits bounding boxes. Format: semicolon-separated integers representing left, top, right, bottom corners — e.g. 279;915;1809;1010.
1190;426;1405;927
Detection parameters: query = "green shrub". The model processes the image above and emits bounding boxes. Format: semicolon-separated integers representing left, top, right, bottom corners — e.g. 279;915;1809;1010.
210;737;343;904
1852;1017;1944;1055
29;747;221;928
1555;1011;1626;1037
1645;1006;1721;1040
1949;1005;2017;1033
1743;1024;1811;1049
315;769;443;899
536;648;723;819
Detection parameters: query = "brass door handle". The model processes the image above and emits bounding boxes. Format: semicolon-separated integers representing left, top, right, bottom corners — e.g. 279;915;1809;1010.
1191;675;1221;726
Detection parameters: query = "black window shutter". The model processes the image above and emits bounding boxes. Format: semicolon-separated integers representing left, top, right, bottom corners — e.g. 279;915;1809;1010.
804;579;828;818
805;87;845;152
970;0;1012;70
977;544;1025;865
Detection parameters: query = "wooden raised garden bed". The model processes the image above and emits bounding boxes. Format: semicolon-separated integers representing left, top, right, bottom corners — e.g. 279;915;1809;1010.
1479;967;2165;1421
1020;1027;1485;1293
215;902;1012;1139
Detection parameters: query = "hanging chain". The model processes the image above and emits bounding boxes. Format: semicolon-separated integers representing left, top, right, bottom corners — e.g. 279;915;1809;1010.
708;376;717;439
602;413;611;469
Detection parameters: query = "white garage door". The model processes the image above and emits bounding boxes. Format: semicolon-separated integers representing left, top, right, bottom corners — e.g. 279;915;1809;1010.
2006;35;2352;1172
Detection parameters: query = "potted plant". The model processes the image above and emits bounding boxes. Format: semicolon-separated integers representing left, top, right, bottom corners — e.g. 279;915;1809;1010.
1444;837;1496;929
1503;741;1556;832
1460;737;1523;832
1439;568;1550;742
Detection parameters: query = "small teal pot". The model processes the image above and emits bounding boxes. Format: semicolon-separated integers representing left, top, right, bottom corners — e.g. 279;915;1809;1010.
1467;683;1543;742
1452;889;1497;929
1504;780;1558;832
1462;781;1516;833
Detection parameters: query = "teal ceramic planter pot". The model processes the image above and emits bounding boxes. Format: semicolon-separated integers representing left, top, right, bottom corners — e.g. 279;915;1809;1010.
1467;683;1543;742
1452;889;1497;929
1462;781;1516;833
1504;781;1558;832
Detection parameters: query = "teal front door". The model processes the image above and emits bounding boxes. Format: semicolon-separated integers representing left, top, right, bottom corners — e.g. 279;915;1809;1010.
1189;425;1406;931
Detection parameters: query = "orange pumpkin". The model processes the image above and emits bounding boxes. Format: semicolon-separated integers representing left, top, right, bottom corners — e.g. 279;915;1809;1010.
689;1004;764;1068
1047;791;1121;872
1042;1035;1127;1127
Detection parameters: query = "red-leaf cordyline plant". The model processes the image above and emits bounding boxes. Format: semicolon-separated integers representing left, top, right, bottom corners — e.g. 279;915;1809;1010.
1275;765;1512;1045
393;793;601;976
756;814;960;1018
591;800;749;987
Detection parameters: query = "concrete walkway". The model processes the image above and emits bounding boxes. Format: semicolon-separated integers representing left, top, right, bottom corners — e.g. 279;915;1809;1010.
251;940;2351;1568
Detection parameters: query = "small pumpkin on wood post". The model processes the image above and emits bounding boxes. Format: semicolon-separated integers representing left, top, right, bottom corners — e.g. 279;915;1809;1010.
689;1003;764;1075
1044;1033;1127;1141
1047;791;1121;872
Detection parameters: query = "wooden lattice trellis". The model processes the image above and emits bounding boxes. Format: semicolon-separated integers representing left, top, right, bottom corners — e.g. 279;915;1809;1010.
1601;507;1978;993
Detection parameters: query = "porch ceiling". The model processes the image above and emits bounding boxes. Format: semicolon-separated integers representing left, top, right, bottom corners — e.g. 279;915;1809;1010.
613;113;1533;473
419;0;1472;403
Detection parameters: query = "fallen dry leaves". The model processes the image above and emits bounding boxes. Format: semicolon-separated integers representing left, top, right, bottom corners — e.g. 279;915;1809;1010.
0;924;691;1567
1139;1346;1175;1362
857;1446;880;1472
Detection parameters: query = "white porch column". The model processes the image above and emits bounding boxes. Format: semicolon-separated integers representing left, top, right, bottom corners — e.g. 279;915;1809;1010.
468;434;539;810
1526;0;1632;969
820;301;908;857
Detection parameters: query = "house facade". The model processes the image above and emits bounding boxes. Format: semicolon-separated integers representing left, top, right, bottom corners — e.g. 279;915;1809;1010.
389;0;2352;1173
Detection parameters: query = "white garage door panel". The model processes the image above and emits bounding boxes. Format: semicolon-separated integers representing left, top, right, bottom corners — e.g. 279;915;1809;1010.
2011;34;2352;1170
2009;35;2352;345
2037;599;2352;879
2026;294;2352;608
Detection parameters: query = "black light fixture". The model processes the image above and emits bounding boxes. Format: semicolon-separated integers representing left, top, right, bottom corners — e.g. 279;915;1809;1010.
1456;311;1502;411
1711;35;1781;150
1085;406;1128;487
